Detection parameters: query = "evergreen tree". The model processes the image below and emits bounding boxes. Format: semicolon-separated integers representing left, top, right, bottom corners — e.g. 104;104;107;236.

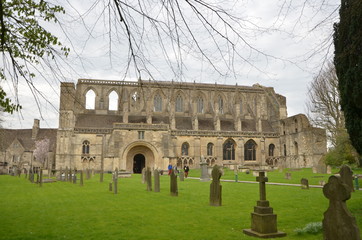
333;0;362;163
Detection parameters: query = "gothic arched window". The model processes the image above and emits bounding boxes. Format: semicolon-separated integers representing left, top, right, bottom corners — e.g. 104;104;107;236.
82;140;90;154
181;142;189;156
197;96;204;113
269;144;275;157
244;139;257;161
207;143;214;156
223;139;235;160
175;95;183;112
154;94;162;112
85;89;96;110
108;91;118;111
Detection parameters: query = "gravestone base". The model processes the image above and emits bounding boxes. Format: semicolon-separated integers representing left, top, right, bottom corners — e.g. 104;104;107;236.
243;201;286;238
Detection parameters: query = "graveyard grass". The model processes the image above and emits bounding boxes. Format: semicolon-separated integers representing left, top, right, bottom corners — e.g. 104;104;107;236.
1;169;362;240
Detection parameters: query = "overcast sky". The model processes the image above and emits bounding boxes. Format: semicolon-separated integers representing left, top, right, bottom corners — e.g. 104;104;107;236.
1;0;340;129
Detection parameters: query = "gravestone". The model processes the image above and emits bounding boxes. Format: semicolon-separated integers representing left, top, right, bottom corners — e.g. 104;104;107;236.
323;175;361;240
154;169;160;192
114;168;118;194
209;165;222;206
200;162;210;182
146;167;152;191
39;169;43;187
73;174;77;184
170;169;178;196
69;168;73;183
301;178;309;189
285;172;291;180
339;165;354;192
65;167;69;181
86;168;90;180
142;167;146;184
243;171;286;238
179;171;185;181
80;170;84;186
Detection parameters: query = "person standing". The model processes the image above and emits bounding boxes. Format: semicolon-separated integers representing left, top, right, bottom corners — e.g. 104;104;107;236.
184;165;189;178
168;164;172;175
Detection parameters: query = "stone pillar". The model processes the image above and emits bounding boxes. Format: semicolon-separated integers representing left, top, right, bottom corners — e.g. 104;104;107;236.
170;169;178;196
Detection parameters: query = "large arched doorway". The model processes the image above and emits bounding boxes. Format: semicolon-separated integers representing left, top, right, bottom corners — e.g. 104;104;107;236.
133;154;145;173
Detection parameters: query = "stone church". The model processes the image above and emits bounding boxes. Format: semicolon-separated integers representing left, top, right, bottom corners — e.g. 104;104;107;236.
55;79;326;173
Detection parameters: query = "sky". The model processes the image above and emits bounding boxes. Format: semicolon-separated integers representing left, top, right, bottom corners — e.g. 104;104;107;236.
1;0;340;129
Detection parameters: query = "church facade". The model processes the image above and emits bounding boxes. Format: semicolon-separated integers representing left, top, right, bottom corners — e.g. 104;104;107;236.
55;79;326;173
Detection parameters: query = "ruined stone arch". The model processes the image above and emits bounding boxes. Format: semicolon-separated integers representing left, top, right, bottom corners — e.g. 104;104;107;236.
106;88;119;111
213;92;226;114
128;87;144;112
233;92;246;115
83;87;99;110
193;91;207;114
151;89;167;113
174;90;186;113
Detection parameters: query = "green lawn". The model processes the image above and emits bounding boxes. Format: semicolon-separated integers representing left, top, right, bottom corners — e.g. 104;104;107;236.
0;170;361;240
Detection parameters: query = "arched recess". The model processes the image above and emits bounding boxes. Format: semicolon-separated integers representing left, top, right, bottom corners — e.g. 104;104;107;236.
152;89;167;113
194;91;207;114
244;139;257;161
234;93;246;115
122;141;159;172
223;138;236;160
173;90;186;113
129;88;144;112
214;92;226;114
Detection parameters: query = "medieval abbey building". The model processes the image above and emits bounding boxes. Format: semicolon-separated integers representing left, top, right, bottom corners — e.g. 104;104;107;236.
55;79;326;173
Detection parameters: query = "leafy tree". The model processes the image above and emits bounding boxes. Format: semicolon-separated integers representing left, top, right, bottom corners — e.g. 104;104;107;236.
0;0;69;113
333;0;362;161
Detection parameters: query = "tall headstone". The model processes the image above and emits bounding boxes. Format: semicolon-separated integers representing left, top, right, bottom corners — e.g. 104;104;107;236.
339;165;354;192
243;171;286;238
179;171;185;181
170;169;178;196
209;165;222;206
146;167;152;191
323;175;361;240
69;168;73;183
301;178;309;189
86;168;90;180
142;167;146;184
154;169;160;192
109;182;113;192
39;169;43;187
200;162;210;182
80;170;84;186
114;168;118;194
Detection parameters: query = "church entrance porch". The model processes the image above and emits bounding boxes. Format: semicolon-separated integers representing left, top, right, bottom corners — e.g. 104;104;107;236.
133;154;145;173
124;143;155;173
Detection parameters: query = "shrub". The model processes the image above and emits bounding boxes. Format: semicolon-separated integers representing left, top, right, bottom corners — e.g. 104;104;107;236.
294;222;323;235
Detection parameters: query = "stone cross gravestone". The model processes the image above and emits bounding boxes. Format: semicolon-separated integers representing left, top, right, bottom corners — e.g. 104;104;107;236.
301;178;309;189
323;175;361;240
154;169;160;192
243;171;286;238
170;169;178;196
340;165;354;192
179;171;185;181
146;167;152;191
200;162;210;182
209;165;222;206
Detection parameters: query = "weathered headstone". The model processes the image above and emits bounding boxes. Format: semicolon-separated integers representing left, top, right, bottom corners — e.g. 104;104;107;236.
154;169;160;192
170;169;178;196
323;175;361;240
301;178;309;189
39;169;43;187
285;172;291;180
86;168;90;180
114;168;118;194
209;165;222;206
339;165;354;192
146;167;152;191
73;174;77;184
243;171;286;238
179;171;185;181
200;162;210;182
80;170;84;186
69;168;73;183
109;182;113;192
65;167;69;181
142;167;146;184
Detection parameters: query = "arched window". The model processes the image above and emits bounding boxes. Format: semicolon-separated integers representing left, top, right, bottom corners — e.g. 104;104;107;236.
197;96;204;113
175;95;183;112
82;140;90;154
223;139;235;160
181;142;189;156
244;140;257;161
85;89;96;110
154;94;162;112
218;96;223;114
294;141;299;155
108;91;118;111
269;144;275;157
283;144;287;156
207;143;214;156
